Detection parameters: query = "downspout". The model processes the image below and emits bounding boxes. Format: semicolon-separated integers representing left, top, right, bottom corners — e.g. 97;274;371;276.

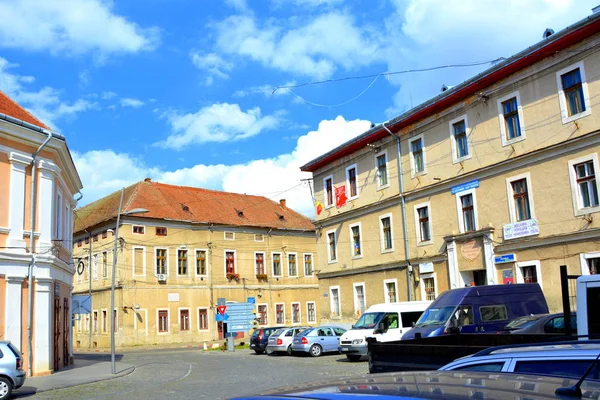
381;122;413;302
27;131;53;377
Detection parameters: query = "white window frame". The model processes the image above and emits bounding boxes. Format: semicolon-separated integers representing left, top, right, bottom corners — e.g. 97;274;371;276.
257;303;269;326
455;188;479;233
303;253;314;277
497;91;526;147
383;278;398;303
449;114;472;164
375;149;390;190
132;246;147;277
306;301;317;323
291;302;301;324
348;222;363;259
134;309;148;336
271;251;283;277
579;252;600;276
287;252;298;277
323;174;334;209
55;191;62;240
224;249;237;275
326;229;338;263
506;172;536;223
515;260;542;289
178;307;191;332
419;272;438;301
379;213;394;253
414;202;433;246
154;247;169;276
568;153;600;216
345;163;359;200
224;231;235;240
254;251;266;275
556;61;591;124
176;247;190;277
194;248;209;277
254;234;264;242
197;307;210;331
92;253;98;281
132;225;145;235
408;134;427;178
274;302;286;325
352;282;366;316
157;308;170;334
329;286;341;317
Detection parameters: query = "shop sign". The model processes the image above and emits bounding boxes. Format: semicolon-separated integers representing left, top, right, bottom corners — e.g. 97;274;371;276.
503;219;539;240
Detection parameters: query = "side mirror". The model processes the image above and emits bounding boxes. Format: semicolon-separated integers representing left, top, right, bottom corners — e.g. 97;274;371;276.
412;322;416;328
375;322;386;334
351;324;355;329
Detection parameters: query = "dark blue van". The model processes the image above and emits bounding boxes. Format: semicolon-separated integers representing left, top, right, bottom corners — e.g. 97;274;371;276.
402;283;549;340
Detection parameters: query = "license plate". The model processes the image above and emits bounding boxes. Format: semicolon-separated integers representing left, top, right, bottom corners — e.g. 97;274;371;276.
340;348;348;352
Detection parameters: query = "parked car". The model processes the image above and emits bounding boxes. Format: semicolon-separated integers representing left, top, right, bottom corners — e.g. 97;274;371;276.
249;326;287;355
291;326;346;357
0;341;25;400
439;340;600;380
266;326;310;355
498;312;578;334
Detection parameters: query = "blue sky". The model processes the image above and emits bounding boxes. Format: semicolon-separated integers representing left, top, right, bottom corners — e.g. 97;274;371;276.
0;0;598;216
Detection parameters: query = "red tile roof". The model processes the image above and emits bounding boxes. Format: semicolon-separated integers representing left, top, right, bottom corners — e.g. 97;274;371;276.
0;90;50;129
74;180;315;233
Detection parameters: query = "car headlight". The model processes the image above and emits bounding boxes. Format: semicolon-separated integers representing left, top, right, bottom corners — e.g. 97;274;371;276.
352;339;363;345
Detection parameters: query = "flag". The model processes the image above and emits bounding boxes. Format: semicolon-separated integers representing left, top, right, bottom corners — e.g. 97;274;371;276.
315;201;324;215
335;185;347;208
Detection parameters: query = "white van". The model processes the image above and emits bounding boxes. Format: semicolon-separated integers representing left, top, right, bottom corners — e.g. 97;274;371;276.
338;301;431;361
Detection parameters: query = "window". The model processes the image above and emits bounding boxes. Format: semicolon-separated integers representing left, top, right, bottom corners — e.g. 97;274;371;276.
158;310;169;333
224;232;234;240
580;253;600;275
384;279;398;303
453;363;505;372
55;193;62;240
588;258;600;275
178;249;188;275
326;230;337;262
507;175;534;222
479;305;508;322
307;302;316;323
276;303;285;324
324;176;333;208
133;247;145;276
330;287;341;317
346;164;358;199
304;254;313;276
288;253;297;276
254;234;264;242
225;251;235;274
156;248;167;275
179;309;190;331
379;214;393;252
449;115;470;163
513;360;599;379
156;227;167;236
415;204;431;243
497;92;525;146
422;274;437;301
133;225;144;234
257;305;268;325
516;261;542;288
458;192;477;232
196;250;207;275
93;311;98;332
350;223;362;257
198;308;208;330
292;303;300;324
272;253;282;276
102;231;107;239
102;251;108;278
92;254;98;280
77;240;82;248
569;156;600;215
93;234;98;242
409;135;425;175
376;151;388;188
353;283;366;315
557;62;590;123
521;265;537;283
85;237;90;245
102;310;107;332
255;252;265;275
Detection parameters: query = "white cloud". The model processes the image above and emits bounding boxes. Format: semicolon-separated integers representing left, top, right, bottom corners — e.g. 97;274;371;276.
0;0;159;56
120;97;145;108
76;116;371;217
224;0;249;12
271;0;344;6
101;91;118;100
157;102;280;149
190;52;234;85
78;70;91;87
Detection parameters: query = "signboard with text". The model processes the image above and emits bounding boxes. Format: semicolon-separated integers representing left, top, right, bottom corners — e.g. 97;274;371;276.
494;254;516;264
503;219;539;240
451;179;480;195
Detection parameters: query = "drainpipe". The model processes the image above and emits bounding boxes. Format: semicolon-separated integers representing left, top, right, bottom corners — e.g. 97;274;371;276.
27;131;53;377
381;122;413;302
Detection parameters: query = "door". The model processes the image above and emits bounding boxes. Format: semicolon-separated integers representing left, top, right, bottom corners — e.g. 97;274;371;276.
454;305;476;333
53;297;60;371
379;313;400;341
318;328;337;352
63;298;70;366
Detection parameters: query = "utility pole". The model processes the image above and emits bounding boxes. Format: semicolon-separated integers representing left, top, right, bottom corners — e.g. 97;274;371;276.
88;231;92;348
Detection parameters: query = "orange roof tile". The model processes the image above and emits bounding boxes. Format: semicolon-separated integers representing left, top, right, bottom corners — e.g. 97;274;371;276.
74;180;315;233
0;90;50;130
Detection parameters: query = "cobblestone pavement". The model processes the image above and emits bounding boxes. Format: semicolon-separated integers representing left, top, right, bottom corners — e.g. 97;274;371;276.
16;349;368;400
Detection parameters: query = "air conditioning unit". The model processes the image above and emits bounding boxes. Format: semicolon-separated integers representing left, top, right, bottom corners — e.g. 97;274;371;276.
157;274;167;282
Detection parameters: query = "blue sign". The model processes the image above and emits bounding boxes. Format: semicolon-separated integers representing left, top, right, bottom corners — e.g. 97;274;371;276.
451;179;480;195
247;297;256;304
222;302;255;331
228;323;254;332
217;298;226;306
72;295;92;314
494;254;516;264
216;313;230;322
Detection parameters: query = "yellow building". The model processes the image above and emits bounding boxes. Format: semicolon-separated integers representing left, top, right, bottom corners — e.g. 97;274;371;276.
72;179;318;348
302;11;600;322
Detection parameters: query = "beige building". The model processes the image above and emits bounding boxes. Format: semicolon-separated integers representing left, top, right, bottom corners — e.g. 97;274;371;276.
302;10;600;322
72;179;318;348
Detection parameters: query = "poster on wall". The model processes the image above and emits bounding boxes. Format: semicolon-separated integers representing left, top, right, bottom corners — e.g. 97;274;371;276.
502;269;515;284
335;185;347;208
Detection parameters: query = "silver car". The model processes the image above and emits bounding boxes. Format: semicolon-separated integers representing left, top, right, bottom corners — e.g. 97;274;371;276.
291;326;346;357
0;341;25;399
266;327;310;355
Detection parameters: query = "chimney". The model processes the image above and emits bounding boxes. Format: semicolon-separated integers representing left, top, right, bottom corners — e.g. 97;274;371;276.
144;177;151;182
279;199;286;208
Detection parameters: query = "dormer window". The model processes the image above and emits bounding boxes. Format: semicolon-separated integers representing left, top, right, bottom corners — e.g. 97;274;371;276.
156;227;167;236
224;232;235;240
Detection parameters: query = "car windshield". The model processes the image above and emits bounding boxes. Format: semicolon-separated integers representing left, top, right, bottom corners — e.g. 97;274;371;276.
504;315;543;330
353;312;385;329
270;329;285;337
414;306;457;327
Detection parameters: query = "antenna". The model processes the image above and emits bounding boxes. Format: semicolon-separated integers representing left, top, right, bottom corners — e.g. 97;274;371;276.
555;351;600;397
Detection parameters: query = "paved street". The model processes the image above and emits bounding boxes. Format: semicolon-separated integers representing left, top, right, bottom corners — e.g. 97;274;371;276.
15;349;367;400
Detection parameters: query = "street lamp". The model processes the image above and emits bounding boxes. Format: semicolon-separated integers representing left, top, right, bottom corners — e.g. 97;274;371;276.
110;188;148;374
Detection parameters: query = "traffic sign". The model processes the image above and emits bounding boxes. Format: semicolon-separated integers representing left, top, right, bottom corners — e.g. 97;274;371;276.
216;313;229;322
222;302;255;332
247;297;256;304
217;305;227;315
228;323;254;332
217;298;226;306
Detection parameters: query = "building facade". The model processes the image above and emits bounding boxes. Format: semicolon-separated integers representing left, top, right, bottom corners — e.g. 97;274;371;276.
302;10;600;323
72;180;318;348
0;90;83;375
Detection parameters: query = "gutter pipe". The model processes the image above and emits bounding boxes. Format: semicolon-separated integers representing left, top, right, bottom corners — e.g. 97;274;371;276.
381;122;413;302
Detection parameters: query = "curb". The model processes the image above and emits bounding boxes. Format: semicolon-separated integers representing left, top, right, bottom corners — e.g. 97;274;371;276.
23;365;136;394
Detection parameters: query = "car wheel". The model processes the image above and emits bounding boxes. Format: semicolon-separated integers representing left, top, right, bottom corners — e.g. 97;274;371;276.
309;344;322;357
286;345;293;356
347;355;362;362
0;377;13;400
254;349;264;355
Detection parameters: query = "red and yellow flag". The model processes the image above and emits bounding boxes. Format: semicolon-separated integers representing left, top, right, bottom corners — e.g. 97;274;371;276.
316;201;324;215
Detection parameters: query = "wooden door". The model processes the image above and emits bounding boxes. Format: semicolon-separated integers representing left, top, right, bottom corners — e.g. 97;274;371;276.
63;298;70;366
53;297;60;371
